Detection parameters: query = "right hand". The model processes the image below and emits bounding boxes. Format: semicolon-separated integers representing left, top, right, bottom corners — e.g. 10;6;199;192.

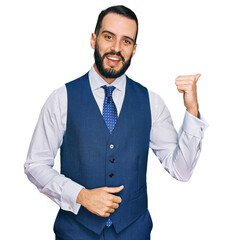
76;185;124;217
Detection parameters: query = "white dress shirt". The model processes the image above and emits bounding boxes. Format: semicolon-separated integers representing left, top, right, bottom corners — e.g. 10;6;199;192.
24;67;208;215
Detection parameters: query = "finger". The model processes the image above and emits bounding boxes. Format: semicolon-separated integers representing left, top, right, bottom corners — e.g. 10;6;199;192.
175;74;200;82
96;209;111;217
106;199;120;208
112;195;122;204
102;206;115;214
101;212;110;217
177;89;184;93
111;202;119;209
195;73;201;82
107;194;122;203
176;84;193;91
175;80;195;86
107;207;116;213
175;75;195;81
103;185;124;194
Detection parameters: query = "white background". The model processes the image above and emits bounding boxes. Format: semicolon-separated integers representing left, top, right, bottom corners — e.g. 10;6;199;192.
1;0;232;239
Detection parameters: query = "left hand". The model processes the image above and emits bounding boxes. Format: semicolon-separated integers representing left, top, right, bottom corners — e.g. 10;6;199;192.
175;73;201;117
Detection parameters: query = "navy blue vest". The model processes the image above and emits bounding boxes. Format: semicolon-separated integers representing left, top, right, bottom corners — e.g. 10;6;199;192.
56;72;151;235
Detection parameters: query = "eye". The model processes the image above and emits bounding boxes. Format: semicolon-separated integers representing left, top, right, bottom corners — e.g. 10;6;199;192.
104;35;113;40
123;39;132;45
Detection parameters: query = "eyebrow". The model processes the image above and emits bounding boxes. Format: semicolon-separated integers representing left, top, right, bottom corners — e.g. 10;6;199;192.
101;30;135;44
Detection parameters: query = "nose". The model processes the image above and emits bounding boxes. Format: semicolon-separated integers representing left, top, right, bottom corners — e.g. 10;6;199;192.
111;39;121;53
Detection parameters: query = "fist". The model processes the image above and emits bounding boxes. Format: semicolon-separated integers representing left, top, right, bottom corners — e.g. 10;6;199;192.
76;185;124;217
175;73;201;117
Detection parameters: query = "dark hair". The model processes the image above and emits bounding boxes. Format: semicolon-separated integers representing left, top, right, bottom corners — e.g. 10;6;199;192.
94;5;138;44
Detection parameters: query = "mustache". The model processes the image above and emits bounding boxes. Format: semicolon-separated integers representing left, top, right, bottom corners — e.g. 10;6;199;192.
103;51;125;62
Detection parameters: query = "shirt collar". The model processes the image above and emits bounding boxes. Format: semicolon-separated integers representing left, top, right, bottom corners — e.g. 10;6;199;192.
89;66;126;92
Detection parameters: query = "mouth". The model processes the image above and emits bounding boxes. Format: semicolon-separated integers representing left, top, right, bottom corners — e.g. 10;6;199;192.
107;56;121;61
106;55;122;67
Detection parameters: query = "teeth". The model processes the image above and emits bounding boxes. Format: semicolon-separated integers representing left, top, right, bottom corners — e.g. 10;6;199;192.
107;57;120;61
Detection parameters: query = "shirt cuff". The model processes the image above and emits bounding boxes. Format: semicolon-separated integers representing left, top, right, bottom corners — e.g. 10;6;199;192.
182;111;209;139
61;180;85;215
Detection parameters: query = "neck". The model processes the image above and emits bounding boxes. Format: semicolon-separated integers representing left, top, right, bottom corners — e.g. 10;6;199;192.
94;64;116;84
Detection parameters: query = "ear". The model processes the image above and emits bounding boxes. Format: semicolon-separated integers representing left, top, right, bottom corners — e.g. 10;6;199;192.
132;43;137;58
90;33;96;50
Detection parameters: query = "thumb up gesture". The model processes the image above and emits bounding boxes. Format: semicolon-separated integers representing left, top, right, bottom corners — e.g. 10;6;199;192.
175;73;201;117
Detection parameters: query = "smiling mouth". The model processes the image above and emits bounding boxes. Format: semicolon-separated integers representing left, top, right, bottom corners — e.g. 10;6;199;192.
106;56;121;62
105;55;122;67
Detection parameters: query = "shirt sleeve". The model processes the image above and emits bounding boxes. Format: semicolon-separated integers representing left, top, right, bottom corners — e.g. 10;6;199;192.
24;86;84;214
148;90;209;182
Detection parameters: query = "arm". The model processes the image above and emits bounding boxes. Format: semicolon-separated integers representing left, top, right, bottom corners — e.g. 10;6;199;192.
149;74;208;181
24;86;123;216
24;86;84;214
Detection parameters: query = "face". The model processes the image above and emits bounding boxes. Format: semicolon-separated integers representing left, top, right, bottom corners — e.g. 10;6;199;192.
91;13;137;81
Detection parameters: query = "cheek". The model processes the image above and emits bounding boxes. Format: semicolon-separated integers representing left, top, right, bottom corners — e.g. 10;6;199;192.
97;41;111;53
124;48;134;59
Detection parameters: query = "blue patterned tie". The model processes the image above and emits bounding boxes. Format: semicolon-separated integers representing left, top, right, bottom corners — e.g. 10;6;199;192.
101;85;117;134
101;85;117;227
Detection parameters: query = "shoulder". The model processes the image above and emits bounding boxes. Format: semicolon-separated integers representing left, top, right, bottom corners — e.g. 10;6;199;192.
49;85;67;104
41;85;67;114
126;76;147;91
148;89;165;108
127;76;165;106
65;72;89;88
147;89;172;124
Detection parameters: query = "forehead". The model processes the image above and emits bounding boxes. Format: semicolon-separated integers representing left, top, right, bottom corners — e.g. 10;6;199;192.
100;13;137;40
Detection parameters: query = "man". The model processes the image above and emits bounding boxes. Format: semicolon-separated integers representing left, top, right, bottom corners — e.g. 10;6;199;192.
24;5;208;240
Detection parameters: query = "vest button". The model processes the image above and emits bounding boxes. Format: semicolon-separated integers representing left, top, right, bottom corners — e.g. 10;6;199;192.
110;158;115;163
109;173;114;178
109;144;114;149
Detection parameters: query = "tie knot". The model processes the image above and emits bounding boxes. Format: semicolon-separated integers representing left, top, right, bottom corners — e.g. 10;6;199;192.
102;85;115;98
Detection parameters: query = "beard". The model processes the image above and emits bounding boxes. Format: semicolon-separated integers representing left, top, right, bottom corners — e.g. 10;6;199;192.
94;43;133;79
